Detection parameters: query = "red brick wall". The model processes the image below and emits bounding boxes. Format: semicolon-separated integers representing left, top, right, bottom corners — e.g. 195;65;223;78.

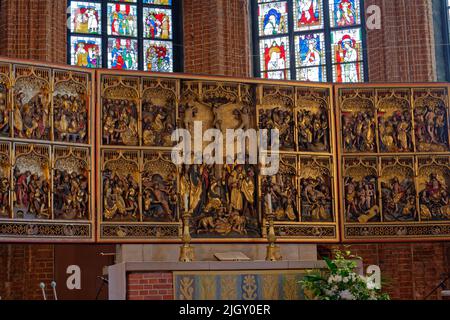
319;243;450;300
365;0;436;82
128;273;174;300
183;0;252;77
0;244;54;300
0;0;67;63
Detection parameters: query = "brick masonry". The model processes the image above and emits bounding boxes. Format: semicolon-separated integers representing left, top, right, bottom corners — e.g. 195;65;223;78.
183;0;252;77
319;243;450;300
128;273;174;301
364;0;437;82
0;244;54;300
0;0;67;64
0;0;448;301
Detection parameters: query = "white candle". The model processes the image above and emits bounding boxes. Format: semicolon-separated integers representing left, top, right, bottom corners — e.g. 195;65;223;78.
184;193;189;211
267;193;272;214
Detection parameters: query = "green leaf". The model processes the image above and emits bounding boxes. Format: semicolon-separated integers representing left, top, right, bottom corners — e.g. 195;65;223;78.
323;256;338;273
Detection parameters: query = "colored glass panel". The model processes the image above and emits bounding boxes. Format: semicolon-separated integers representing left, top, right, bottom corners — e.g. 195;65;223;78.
70;1;102;35
293;0;324;31
295;33;326;82
143;7;172;40
143;40;173;72
258;1;289;36
329;0;361;28
259;37;290;79
107;38;139;70
331;28;363;82
144;0;172;4
71;36;102;68
107;3;138;37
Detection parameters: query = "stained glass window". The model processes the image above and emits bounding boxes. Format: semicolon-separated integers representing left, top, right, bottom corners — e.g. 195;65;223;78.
68;0;181;72
253;0;367;82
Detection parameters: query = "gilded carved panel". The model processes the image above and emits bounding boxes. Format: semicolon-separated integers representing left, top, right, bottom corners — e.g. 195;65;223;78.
0;142;11;218
257;84;338;241
0;63;11;138
142;152;178;223
53;71;90;144
299;156;335;223
101;76;140;146
13;65;51;140
98;74;181;242
98;74;338;242
260;155;298;223
338;85;450;241
53;147;91;221
0;61;95;242
257;86;295;151
413;89;449;153
178;81;261;239
2;58;447;243
102;149;140;223
296;88;331;153
418;156;450;222
142;78;177;148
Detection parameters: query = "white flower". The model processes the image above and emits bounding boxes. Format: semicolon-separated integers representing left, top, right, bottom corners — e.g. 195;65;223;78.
324;289;334;296
339;290;356;300
335;275;343;282
343;277;349;284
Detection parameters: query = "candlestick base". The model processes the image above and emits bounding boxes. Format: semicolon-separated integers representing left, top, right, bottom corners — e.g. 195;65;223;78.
266;243;282;262
179;245;195;262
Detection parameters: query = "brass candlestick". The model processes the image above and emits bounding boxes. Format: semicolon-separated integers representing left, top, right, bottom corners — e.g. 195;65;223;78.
179;209;195;262
265;211;282;262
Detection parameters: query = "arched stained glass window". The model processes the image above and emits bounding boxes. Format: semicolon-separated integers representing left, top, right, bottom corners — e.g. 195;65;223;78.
252;0;368;82
68;0;181;72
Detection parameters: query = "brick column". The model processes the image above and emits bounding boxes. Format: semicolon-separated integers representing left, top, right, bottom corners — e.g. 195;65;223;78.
183;0;252;77
0;0;67;64
0;244;54;300
365;0;436;82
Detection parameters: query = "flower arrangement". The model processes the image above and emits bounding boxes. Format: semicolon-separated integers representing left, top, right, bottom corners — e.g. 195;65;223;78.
300;249;390;301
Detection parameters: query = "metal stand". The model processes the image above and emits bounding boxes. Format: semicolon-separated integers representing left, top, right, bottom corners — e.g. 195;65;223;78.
265;212;282;262
425;273;450;300
179;210;195;262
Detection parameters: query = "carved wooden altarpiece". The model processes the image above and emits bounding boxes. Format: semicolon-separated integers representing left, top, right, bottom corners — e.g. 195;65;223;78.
0;59;95;242
336;84;450;242
0;57;448;243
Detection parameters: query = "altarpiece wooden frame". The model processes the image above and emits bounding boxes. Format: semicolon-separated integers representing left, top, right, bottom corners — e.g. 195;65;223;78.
335;83;450;242
0;58;96;243
0;57;448;244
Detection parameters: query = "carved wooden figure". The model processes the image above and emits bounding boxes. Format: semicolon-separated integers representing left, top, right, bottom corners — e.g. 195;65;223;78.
13;144;51;220
53;71;90;144
13;66;51;141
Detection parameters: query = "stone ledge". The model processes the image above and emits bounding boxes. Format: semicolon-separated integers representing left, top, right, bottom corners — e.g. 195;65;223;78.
123;260;327;272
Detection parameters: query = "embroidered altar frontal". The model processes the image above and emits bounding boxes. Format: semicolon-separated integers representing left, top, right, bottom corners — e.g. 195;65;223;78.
0;57;449;243
174;271;307;300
